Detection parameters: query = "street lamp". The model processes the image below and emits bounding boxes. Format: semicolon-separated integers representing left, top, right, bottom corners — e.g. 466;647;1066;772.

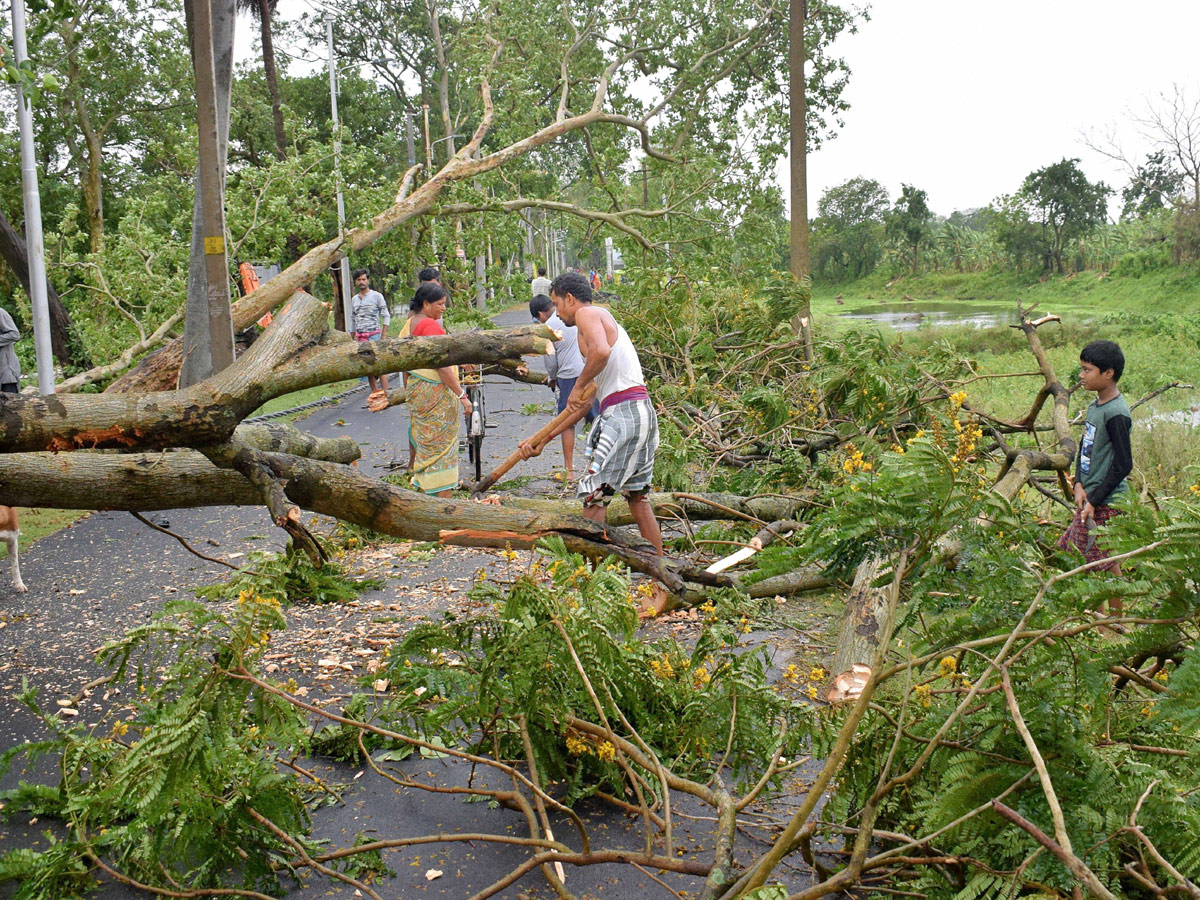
9;0;54;393
326;17;354;331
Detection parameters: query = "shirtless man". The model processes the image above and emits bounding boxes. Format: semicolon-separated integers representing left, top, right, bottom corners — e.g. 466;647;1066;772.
519;272;663;556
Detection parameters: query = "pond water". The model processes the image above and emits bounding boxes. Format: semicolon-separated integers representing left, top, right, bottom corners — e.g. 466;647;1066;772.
837;301;1018;331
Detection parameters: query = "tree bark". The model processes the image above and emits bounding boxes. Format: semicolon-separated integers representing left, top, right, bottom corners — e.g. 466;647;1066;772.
0;207;84;366
259;0;287;160
829;555;888;680
502;492;814;527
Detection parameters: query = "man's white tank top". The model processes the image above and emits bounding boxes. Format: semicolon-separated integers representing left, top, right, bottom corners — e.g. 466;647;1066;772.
593;312;645;403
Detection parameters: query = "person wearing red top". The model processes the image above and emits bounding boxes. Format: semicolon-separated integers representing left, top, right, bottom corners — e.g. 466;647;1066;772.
405;283;471;495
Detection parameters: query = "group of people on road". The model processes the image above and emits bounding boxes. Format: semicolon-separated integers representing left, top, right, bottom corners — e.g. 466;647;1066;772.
350;262;663;557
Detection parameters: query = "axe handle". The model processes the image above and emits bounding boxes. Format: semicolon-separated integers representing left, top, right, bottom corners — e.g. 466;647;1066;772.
471;382;597;495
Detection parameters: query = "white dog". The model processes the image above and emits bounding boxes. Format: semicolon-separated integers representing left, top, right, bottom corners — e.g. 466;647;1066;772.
0;506;27;592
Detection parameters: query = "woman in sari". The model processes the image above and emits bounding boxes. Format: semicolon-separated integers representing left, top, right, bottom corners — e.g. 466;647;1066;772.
407;283;471;496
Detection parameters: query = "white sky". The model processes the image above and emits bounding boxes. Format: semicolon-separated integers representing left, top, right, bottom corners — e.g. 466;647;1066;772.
801;0;1200;218
238;0;1200;219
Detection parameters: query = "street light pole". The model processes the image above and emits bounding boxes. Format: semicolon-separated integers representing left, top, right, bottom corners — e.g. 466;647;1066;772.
326;17;354;332
9;0;54;394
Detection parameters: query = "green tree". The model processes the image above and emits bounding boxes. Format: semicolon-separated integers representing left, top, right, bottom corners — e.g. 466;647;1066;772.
886;183;933;273
1121;149;1184;220
26;0;193;254
986;193;1040;270
1019;157;1111;274
811;176;887;281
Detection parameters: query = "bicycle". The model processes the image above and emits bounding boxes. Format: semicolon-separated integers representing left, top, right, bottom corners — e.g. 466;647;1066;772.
461;364;487;483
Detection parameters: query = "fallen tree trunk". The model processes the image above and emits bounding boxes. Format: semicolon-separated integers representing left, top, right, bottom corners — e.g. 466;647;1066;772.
0;449;681;589
0;292;553;454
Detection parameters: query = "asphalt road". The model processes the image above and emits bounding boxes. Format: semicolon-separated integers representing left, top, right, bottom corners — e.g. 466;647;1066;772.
0;307;817;899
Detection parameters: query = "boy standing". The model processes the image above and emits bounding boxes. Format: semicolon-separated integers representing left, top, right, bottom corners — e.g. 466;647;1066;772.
530;293;595;482
1058;340;1133;574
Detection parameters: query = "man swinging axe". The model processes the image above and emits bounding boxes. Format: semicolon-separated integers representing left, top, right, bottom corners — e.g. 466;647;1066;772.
518;272;664;558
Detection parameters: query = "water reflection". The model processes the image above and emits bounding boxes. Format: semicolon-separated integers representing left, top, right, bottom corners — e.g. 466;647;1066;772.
838;302;1018;331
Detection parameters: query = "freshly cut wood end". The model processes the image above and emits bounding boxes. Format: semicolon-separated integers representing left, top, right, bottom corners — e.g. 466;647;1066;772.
704;545;756;575
544;338;557;355
366;390;390;413
826;663;871;705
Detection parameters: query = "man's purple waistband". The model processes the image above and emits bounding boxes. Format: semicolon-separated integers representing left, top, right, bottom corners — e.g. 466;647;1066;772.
599;385;650;414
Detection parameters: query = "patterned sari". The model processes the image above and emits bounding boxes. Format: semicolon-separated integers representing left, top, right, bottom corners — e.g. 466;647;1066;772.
408;375;460;493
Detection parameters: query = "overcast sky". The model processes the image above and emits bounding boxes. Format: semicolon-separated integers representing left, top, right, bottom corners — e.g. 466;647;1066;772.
239;0;1200;220
801;0;1200;218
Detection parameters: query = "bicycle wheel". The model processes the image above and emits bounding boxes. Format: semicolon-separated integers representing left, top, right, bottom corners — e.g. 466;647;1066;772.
471;434;483;482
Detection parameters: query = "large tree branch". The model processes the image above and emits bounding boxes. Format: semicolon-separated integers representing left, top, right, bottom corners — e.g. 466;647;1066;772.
439;198;661;248
1;292;554;453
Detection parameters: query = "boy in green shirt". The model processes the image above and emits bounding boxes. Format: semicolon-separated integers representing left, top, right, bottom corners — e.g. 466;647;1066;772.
1057;340;1133;574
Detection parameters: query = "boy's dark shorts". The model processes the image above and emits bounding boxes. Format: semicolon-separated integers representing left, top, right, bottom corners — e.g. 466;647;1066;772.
554;375;597;422
1058;505;1122;571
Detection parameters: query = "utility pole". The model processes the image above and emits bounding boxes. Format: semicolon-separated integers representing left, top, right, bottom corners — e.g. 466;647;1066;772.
327;18;353;332
789;0;810;280
423;104;435;255
788;0;814;360
405;110;418;260
9;0;55;393
182;0;235;384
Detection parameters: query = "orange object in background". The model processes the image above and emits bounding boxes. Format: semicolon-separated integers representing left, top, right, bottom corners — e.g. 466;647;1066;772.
238;262;274;328
238;261;260;294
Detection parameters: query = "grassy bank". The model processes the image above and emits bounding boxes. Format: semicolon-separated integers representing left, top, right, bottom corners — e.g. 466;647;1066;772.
811;266;1200;318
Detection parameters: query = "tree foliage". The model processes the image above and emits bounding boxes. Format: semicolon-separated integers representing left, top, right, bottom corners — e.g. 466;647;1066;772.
1020;158;1112;274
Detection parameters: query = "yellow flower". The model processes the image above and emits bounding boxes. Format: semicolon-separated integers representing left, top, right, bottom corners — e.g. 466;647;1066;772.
566;735;590;756
692;667;711;688
595;741;616;762
649;656;676;680
809;666;827;681
937;656;957;677
914;683;933;708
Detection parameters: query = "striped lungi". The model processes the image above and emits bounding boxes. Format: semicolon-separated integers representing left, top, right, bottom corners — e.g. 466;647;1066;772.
578;398;658;506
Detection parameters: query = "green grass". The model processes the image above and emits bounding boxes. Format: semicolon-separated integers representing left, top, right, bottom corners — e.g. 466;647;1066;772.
247;379;359;421
811;266;1200;319
9;508;89;548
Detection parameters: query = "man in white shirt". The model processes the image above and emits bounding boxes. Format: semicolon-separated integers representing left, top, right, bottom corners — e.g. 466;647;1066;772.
530;265;551;299
521;273;662;558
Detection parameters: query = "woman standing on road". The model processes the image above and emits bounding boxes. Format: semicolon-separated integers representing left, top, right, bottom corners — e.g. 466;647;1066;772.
407;283;471;496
